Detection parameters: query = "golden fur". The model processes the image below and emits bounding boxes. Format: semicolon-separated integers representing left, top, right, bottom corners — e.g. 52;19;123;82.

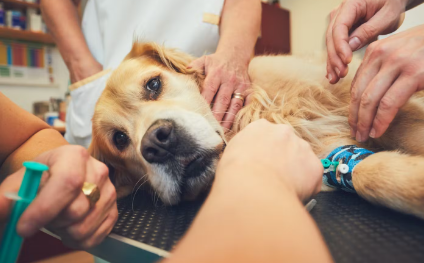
90;42;424;219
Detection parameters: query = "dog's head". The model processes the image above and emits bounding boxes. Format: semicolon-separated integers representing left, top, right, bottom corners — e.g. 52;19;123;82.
89;42;226;205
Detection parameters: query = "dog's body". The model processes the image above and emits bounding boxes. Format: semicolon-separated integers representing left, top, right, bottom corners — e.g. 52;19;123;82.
90;43;424;219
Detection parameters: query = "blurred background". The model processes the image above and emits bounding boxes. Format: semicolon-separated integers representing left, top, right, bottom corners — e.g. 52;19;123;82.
0;0;423;131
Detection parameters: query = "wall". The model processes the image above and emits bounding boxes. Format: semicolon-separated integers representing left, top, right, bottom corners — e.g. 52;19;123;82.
279;0;424;56
278;0;342;56
0;47;70;113
3;1;424;113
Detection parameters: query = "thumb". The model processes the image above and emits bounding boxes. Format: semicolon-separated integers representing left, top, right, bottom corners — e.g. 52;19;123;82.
187;56;206;72
349;9;403;51
0;169;25;223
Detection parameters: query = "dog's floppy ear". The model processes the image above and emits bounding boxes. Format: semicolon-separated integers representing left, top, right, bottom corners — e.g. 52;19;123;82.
125;42;195;74
88;140;135;198
88;140;116;185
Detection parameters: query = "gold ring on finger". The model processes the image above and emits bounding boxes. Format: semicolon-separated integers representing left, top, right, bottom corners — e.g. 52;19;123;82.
82;182;100;208
232;92;245;103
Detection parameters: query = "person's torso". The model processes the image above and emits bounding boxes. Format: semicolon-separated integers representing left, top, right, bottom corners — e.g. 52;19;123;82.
81;0;225;69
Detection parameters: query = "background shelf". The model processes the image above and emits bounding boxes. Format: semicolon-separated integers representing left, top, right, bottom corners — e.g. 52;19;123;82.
0;27;54;44
0;78;58;87
0;0;54;44
0;0;39;9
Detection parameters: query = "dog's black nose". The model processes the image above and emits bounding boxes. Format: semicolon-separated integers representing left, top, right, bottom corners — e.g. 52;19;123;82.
141;120;177;163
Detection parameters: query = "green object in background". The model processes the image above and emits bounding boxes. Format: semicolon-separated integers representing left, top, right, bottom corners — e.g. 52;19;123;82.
0;66;10;77
0;162;48;263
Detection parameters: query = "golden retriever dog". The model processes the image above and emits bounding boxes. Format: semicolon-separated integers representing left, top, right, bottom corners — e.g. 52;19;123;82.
89;42;424;219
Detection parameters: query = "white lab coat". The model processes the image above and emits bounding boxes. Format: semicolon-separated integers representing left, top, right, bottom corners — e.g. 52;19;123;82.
66;0;225;147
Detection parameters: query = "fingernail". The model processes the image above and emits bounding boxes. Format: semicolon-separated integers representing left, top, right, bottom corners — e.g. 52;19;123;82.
18;222;35;237
350;128;355;137
369;128;376;138
335;68;340;77
356;131;362;142
328;74;333;82
349;37;361;51
186;66;192;69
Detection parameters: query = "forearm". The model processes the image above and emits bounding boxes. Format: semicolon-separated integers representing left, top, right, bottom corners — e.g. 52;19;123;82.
0;129;67;180
217;0;261;64
0;90;68;179
164;166;333;263
40;0;100;82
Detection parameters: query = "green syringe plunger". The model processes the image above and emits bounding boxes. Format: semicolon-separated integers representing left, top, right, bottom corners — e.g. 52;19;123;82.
0;161;48;263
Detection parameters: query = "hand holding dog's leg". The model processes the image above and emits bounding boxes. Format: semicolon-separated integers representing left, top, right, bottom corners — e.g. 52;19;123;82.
163;119;332;263
217;119;323;202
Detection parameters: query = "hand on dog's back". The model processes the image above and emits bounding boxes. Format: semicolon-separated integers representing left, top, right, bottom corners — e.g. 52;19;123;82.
216;119;323;202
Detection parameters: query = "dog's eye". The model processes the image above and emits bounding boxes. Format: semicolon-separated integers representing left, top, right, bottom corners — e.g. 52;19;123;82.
113;131;129;150
146;78;161;93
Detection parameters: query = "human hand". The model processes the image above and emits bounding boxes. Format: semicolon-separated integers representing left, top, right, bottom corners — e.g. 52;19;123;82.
326;0;408;84
188;51;251;130
217;119;323;201
349;24;424;142
0;145;117;249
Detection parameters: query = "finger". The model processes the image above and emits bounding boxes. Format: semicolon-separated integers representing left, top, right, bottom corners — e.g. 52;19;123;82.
326;55;337;83
371;76;417;138
202;71;221;104
85;158;109;188
63;206;118;250
17;146;89;237
349;7;401;51
50;159;110;228
356;68;399;142
212;82;234;122
221;95;245;130
64;182;116;241
187;56;206;72
350;62;364;91
326;11;340;83
332;0;367;63
0;169;24;223
221;77;249;129
48;193;90;228
349;60;368;136
326;14;348;82
243;87;254;106
349;58;381;141
329;7;338;21
83;208;118;249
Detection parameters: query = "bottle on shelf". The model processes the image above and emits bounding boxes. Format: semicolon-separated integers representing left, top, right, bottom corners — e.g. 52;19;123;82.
0;3;4;27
